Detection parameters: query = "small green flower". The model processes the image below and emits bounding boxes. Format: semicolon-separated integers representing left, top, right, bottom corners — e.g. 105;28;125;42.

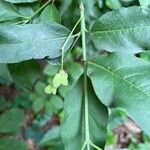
53;72;62;88
53;70;68;88
44;84;57;95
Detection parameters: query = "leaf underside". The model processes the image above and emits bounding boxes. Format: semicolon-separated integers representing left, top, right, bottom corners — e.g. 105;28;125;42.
0;23;72;63
4;0;38;3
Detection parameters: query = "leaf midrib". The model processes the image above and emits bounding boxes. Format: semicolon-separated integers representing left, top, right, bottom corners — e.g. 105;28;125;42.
88;61;150;98
91;25;150;35
0;36;69;45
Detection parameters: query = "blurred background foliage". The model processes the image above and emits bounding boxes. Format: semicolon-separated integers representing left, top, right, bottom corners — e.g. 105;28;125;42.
0;0;150;150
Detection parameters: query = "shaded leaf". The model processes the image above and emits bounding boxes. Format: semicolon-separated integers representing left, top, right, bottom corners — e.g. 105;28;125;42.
40;4;61;24
0;96;6;112
140;51;150;62
39;126;64;150
14;4;34;17
43;64;59;76
0;1;21;22
61;76;108;150
0;64;12;82
0;108;24;133
50;95;63;110
60;0;72;15
32;97;46;113
106;0;122;9
8;60;41;89
0;137;27;150
35;81;47;96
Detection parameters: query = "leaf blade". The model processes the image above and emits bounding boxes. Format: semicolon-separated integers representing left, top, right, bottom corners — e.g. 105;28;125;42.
0;1;21;22
0;23;73;63
0;108;24;133
61;76;108;150
91;7;150;53
5;0;38;3
88;53;150;135
0;137;27;150
39;4;61;24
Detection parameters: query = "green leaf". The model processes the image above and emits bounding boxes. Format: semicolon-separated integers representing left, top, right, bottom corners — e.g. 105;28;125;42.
8;60;41;89
108;109;127;129
60;0;72;15
0;137;27;150
66;62;83;81
40;4;61;24
35;81;46;96
138;143;149;150
58;84;71;98
0;108;24;133
0;65;12;84
139;0;150;7
0;64;12;82
61;77;108;150
88;52;150;135
140;51;150;62
91;7;150;54
43;64;59;76
50;95;63;110
0;1;21;22
5;0;38;3
14;4;34;17
106;0;122;9
32;97;46;113
45;100;55;114
0;23;72;63
45;95;63;114
106;129;116;145
82;0;103;23
39;126;64;150
83;0;96;17
0;96;6;112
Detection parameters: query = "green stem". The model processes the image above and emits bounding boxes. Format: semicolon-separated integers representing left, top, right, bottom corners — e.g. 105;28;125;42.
90;142;102;150
26;0;52;23
80;3;86;61
68;32;81;54
80;2;90;150
60;17;82;70
81;142;87;150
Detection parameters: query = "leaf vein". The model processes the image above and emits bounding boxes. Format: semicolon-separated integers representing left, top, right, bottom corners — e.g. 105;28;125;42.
88;61;150;98
91;25;150;35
